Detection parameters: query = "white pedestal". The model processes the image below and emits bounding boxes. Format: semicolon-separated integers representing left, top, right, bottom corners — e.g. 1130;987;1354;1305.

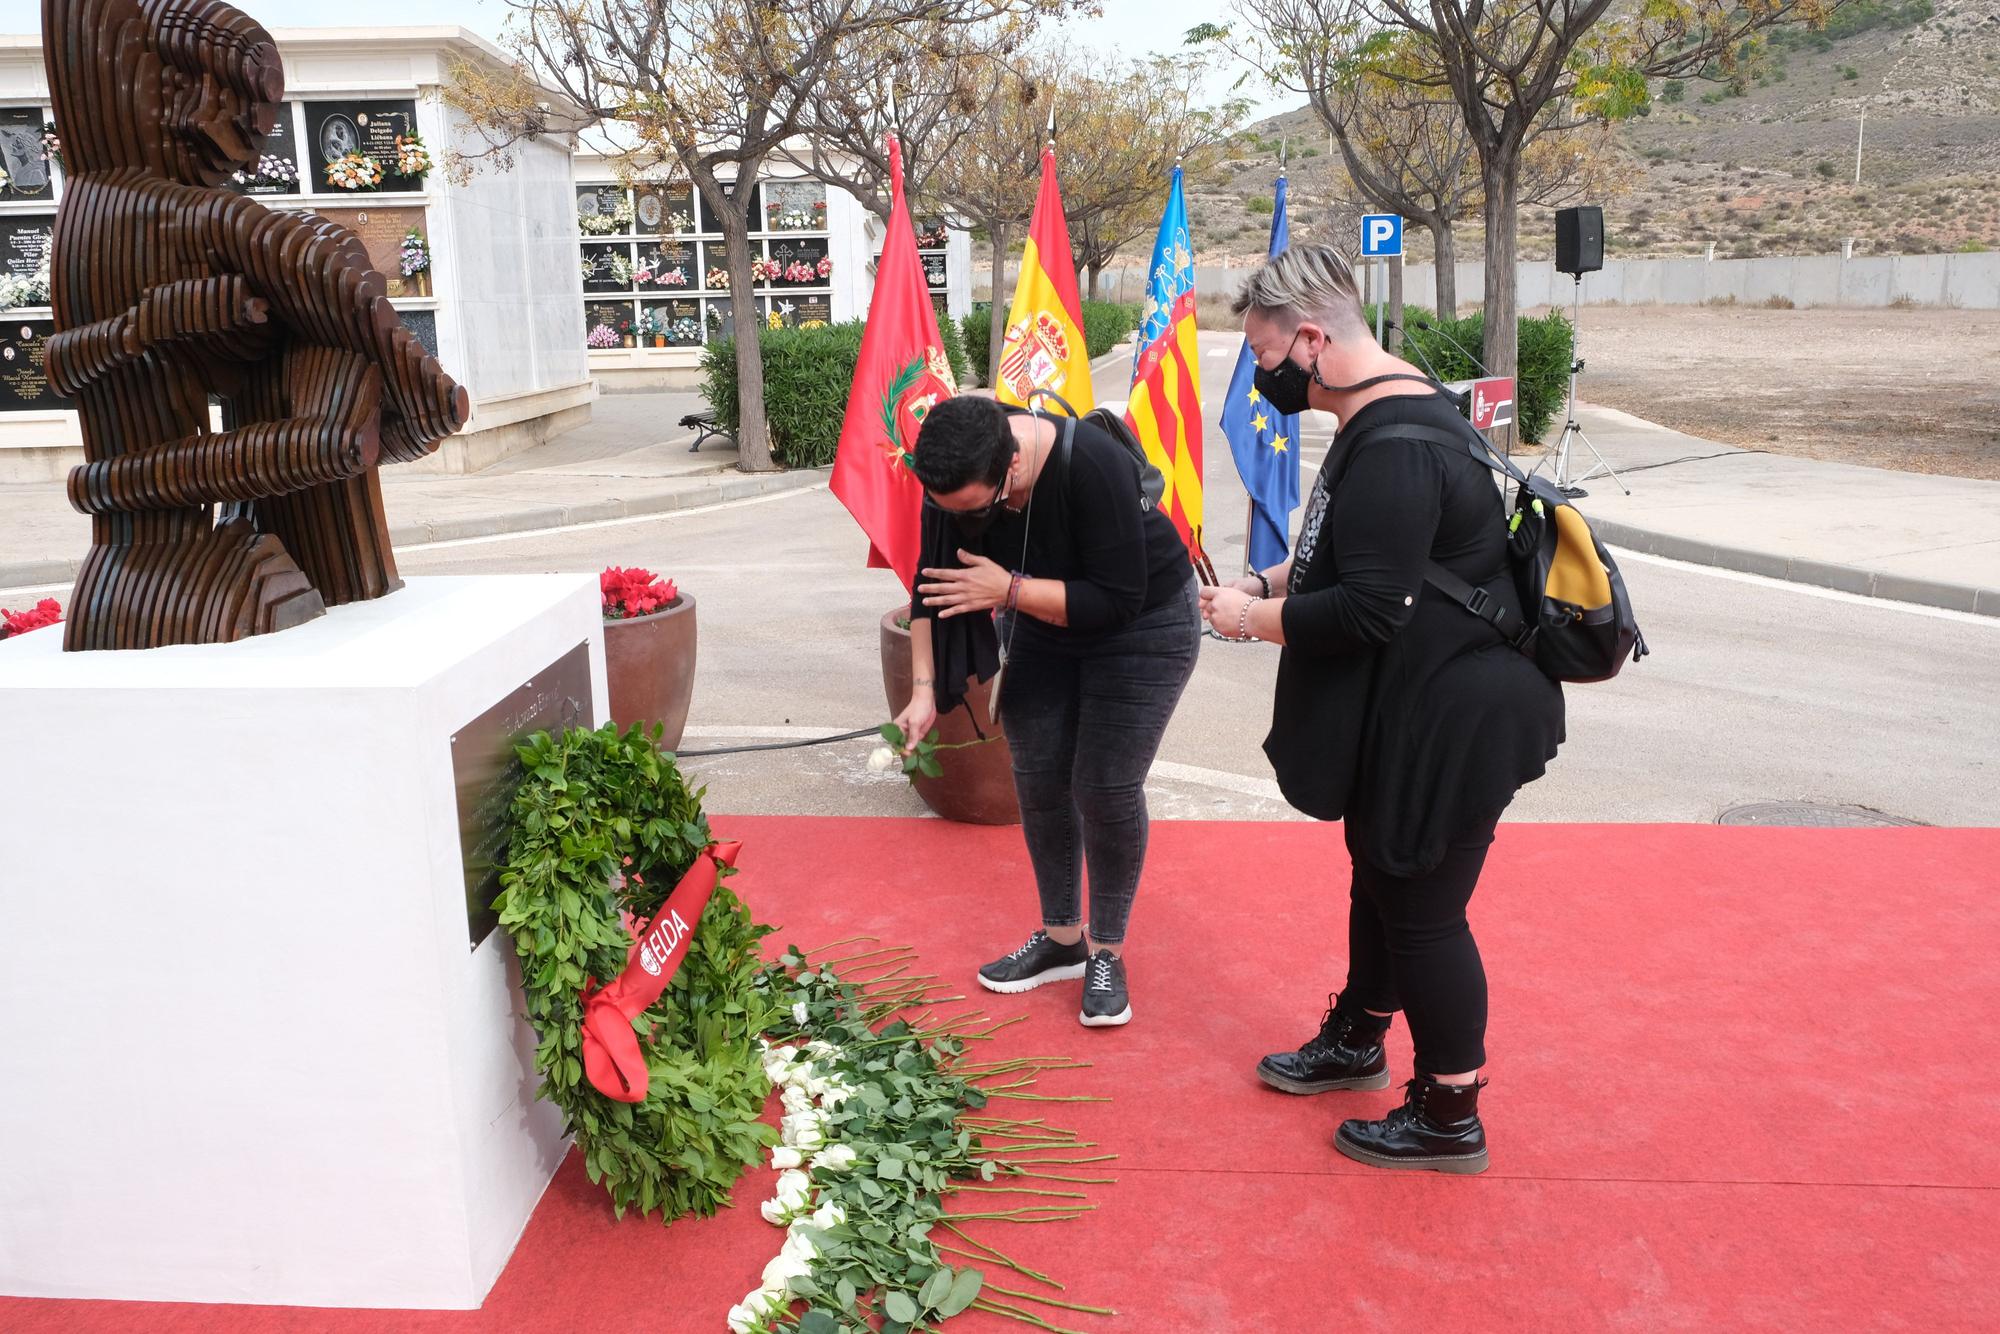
0;576;608;1308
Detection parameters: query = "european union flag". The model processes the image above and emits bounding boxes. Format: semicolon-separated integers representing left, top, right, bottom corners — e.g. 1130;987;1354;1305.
1222;175;1299;573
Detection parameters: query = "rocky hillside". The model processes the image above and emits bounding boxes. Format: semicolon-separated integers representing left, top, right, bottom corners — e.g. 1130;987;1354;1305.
1184;0;2000;268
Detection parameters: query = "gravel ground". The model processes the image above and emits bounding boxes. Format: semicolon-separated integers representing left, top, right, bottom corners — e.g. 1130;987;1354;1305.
1562;304;2000;478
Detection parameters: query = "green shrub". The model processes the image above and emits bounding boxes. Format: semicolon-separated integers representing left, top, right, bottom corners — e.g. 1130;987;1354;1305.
935;308;972;388
1079;299;1142;359
1247;195;1275;216
701;322;865;468
961;303;993;386
1387;307;1574;445
1661;79;1685;103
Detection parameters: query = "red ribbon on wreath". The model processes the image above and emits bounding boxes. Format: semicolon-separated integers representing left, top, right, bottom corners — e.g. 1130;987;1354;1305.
578;840;742;1103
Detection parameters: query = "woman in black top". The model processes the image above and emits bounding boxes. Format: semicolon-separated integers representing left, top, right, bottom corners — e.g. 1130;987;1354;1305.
897;394;1199;1028
1199;245;1564;1174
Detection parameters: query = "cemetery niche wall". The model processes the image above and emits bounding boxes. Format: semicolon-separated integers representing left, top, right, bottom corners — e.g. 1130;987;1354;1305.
0;24;590;480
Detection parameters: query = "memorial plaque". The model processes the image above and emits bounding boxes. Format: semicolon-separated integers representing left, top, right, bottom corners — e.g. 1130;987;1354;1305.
451;641;595;949
764;180;826;232
637;240;694;291
576;183;630;234
303;99;423;192
643;298;704;347
584;299;633;346
0;108;54;202
0;319;67;411
634;182;694;237
768;235;829;286
704;297;735;341
922;251;948;288
698;186;756;236
401;308;439;357
1;213;53;290
226;102;300;196
766;294;831;329
583;242;632;293
315;206;428;297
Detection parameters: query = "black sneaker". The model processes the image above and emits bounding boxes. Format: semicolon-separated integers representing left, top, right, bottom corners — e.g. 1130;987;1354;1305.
1079;950;1132;1027
978;931;1088;994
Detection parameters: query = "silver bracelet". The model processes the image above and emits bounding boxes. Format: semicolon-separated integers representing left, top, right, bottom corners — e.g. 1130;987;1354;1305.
1238;597;1262;642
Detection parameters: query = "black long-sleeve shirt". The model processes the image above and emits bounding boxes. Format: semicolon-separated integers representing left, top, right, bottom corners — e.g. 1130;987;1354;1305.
912;416;1190;636
1267;390;1565;876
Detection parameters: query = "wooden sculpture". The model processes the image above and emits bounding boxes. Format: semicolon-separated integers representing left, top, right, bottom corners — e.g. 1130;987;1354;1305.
42;0;469;650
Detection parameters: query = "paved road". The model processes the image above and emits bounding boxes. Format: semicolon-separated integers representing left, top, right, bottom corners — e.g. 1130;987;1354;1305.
388;475;1999;828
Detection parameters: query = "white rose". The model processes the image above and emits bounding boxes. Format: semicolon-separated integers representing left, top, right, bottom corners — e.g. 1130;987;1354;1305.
747;1282;787;1316
758;1197;793;1226
782;1225;820;1261
761;1252;811;1289
769;1146;804;1170
811;1143;857;1172
811;1200;846;1230
726;1302;758;1333
805;1039;839;1059
866;745;900;773
818;1082;852;1108
792;1000;811;1026
781;1085;815;1114
786;1121;825;1152
775;1168;812;1203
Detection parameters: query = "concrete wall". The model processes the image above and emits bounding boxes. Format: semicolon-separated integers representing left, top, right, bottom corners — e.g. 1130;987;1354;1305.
1092;251;2000;312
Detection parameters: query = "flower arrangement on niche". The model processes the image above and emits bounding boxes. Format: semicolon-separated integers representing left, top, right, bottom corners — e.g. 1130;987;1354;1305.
579;196;635;235
40;125;62;172
230;154;296;189
394;133;432;179
750;257;777;284
586;323;619;349
0;253;52;311
705;266;731;289
609;252;637;287
326;152;382;191
398;228;430;278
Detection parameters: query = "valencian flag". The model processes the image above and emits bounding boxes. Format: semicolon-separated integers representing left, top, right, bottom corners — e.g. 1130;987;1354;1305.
994;144;1094;412
830;133;959;590
1124;165;1203;551
1221;172;1299;571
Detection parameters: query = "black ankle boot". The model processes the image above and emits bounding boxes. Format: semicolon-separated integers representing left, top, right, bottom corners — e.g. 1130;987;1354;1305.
1256;1000;1390;1094
1334;1075;1489;1174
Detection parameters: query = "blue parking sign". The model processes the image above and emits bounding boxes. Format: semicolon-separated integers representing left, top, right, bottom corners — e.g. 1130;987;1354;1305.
1360;214;1403;258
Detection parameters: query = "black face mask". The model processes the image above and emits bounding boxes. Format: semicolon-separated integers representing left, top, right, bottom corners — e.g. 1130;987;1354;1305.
1253;329;1440;416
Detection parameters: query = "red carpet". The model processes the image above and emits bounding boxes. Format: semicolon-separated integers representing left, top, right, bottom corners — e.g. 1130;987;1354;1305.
6;818;1998;1330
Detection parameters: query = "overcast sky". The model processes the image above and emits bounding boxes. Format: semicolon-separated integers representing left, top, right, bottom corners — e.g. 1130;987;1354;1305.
0;0;1298;122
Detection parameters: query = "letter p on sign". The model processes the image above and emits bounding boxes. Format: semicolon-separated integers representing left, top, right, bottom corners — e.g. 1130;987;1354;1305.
1360;214;1403;258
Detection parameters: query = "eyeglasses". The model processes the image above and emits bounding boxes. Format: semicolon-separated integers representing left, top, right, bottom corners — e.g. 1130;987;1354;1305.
924;474;1010;520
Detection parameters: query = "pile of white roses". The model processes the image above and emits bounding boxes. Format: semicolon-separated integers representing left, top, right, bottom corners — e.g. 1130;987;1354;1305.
730;1037;861;1332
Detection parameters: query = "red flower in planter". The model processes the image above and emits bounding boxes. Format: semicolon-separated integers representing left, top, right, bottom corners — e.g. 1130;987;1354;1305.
0;597;62;640
600;567;679;620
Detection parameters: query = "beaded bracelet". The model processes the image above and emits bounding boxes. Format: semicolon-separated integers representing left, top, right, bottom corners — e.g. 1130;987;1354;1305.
1007;571;1025;614
1255;570;1271;598
1239;596;1262;642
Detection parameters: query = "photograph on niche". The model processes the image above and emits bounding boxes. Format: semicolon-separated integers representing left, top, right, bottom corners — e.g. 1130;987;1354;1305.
0;108;54;202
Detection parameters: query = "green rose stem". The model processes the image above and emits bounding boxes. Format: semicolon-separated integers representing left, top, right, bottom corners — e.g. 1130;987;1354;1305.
972;1296;1095;1333
938;1222;1065;1287
982;1284;1119;1317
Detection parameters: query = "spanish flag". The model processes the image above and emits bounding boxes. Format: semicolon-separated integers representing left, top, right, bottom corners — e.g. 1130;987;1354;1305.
1125;167;1203;553
994;145;1094;413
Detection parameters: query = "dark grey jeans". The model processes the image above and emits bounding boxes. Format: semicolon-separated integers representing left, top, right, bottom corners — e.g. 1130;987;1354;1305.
998;576;1201;946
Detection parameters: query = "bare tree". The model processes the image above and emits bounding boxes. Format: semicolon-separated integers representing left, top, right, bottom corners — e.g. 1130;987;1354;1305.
927;53;1054;374
1362;0;1828;377
1056;54;1247;297
445;0;1073;472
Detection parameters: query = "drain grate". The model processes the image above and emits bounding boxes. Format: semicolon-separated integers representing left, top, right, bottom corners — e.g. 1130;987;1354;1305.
1717;801;1927;828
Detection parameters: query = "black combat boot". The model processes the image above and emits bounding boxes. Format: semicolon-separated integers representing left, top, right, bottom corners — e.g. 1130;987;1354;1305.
1255;999;1390;1094
1334;1075;1489;1175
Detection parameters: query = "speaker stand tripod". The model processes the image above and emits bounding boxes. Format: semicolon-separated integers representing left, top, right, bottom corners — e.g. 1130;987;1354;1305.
1552;274;1629;500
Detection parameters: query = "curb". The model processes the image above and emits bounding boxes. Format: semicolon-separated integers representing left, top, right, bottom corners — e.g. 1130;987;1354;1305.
1593;517;2000;619
0;467;830;591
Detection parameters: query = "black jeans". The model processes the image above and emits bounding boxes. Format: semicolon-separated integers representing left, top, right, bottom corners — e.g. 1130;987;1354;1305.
999;576;1200;946
1336;808;1504;1076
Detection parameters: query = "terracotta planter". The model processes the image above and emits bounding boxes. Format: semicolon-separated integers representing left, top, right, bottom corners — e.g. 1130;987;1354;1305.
604;594;698;751
880;608;1020;825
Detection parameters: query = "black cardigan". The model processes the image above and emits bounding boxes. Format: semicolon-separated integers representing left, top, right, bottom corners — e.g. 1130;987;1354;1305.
1267;390;1565;877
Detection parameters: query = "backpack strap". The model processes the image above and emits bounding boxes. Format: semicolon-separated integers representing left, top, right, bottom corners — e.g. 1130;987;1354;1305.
1327;416;1535;650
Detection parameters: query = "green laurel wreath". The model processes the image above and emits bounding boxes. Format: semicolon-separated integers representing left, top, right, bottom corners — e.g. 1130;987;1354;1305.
878;356;926;471
495;721;781;1221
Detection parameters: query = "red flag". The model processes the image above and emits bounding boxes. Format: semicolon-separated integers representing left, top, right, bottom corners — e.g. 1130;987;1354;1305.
578;841;741;1104
830;135;958;590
